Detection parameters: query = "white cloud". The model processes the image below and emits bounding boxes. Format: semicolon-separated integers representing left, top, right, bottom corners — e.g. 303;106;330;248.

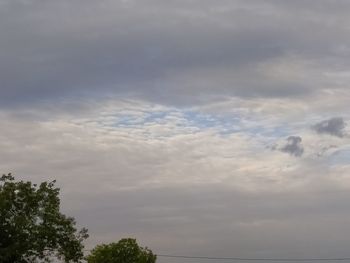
1;99;350;259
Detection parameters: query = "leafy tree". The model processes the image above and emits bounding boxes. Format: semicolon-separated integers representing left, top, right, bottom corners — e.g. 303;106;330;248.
86;238;157;263
0;173;88;263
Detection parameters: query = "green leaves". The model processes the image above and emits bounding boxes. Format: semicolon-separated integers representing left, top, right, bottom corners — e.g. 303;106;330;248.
0;174;88;263
0;175;155;263
87;238;157;263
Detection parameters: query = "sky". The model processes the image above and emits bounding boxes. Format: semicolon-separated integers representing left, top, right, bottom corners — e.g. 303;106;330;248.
2;0;350;262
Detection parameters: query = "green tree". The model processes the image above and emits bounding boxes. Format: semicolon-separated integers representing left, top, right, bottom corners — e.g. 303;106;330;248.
0;173;88;263
87;238;157;263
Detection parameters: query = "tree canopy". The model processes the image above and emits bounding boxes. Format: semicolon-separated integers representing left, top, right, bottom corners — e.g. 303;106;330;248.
87;238;157;263
0;173;88;263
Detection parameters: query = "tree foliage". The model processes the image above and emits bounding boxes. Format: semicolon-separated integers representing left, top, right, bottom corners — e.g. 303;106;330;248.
87;238;157;263
0;173;88;263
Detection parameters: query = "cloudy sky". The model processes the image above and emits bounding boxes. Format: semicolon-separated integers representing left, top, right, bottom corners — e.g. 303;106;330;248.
2;0;350;262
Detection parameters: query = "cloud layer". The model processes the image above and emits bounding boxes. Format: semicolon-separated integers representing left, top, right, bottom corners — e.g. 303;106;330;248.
1;1;350;262
1;0;350;108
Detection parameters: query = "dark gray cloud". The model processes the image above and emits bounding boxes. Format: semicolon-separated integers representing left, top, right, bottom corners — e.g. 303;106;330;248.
281;136;304;157
1;0;350;108
312;117;346;137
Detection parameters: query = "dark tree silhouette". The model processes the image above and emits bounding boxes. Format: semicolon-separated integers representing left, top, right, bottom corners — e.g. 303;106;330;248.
0;174;88;263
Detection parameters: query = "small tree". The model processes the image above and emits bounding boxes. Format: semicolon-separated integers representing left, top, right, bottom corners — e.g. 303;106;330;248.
87;238;157;263
0;173;88;263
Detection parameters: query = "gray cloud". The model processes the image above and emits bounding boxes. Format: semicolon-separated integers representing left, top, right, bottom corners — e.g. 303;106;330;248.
2;1;350;262
1;0;350;108
69;184;350;258
312;117;346;137
281;136;304;157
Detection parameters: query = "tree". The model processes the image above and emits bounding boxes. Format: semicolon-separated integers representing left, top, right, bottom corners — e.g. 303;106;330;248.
86;238;157;263
0;173;88;263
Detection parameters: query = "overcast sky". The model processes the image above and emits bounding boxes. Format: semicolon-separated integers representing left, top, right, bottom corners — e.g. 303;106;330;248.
2;0;350;262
